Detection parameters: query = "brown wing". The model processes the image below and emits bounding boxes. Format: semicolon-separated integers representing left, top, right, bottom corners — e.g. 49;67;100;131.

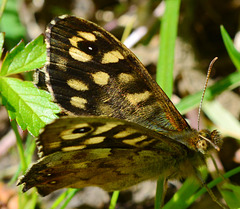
45;15;190;133
19;117;190;196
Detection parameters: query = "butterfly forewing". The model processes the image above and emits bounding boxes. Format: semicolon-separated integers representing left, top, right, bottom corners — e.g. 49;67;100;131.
45;15;190;133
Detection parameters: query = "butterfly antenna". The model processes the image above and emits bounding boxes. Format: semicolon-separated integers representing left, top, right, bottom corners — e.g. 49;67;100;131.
197;57;218;131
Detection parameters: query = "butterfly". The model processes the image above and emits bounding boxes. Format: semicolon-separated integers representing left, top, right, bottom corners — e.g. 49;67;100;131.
18;15;223;206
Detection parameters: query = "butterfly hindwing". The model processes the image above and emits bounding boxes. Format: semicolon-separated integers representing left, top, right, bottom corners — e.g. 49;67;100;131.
20;117;189;196
36;116;188;157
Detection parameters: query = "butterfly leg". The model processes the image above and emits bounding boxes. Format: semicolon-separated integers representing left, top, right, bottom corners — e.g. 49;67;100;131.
195;168;228;209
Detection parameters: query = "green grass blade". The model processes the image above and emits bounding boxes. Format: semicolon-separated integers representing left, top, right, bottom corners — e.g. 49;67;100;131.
156;0;181;96
109;191;120;209
155;177;166;209
203;101;240;138
220;26;240;70
221;183;240;208
176;71;240;114
59;189;81;209
155;0;181;208
185;166;240;207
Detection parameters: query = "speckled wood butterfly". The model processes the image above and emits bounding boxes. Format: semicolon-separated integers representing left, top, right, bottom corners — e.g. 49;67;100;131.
18;15;224;206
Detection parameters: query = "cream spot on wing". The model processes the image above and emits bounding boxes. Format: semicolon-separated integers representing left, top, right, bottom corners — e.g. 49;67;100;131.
73;162;89;169
113;128;137;138
69;47;92;62
140;139;155;147
54;56;68;71
61;123;92;140
92;71;110;86
93;123;121;135
84;136;105;145
67;79;89;91
77;31;96;41
50;19;56;25
49;141;61;149
59;14;68;19
69;36;84;47
98;104;114;116
46;27;51;34
123;135;148;146
62;145;87;152
118;73;135;83
101;50;124;64
70;97;87;109
87;149;112;159
126;91;151;105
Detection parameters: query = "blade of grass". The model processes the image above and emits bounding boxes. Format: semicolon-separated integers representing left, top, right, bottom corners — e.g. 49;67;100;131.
156;0;181;95
155;0;181;208
155;177;166;209
220;26;240;70
109;191;120;209
176;71;240;114
59;189;81;209
203;101;240;138
50;189;80;209
0;0;7;21
185;166;240;206
221;183;240;208
11;120;27;172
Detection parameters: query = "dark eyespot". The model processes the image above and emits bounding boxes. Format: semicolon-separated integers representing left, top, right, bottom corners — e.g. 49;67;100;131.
78;41;98;55
73;127;92;133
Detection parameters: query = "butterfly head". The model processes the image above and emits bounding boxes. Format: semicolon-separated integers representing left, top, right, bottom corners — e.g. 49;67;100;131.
197;129;221;154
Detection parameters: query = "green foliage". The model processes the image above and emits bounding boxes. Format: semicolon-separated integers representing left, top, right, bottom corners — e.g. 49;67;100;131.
221;183;240;208
0;35;47;76
0;35;60;136
0;0;26;49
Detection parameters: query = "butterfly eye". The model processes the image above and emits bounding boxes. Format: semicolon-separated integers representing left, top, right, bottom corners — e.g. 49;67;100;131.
78;41;98;55
72;127;92;133
196;139;208;154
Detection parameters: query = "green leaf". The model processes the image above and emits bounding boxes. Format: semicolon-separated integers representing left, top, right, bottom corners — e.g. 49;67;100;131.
220;26;240;70
221;184;240;209
0;77;60;136
0;40;24;75
0;35;46;76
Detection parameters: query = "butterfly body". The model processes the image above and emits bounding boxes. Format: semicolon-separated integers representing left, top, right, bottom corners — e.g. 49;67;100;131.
18;15;221;197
